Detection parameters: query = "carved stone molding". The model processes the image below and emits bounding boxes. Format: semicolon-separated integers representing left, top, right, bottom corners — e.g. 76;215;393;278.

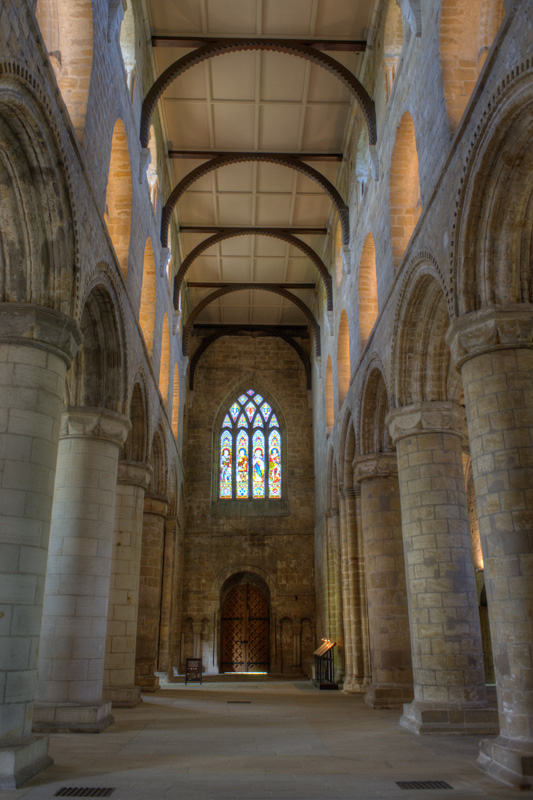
144;495;169;516
117;460;152;489
446;304;533;369
353;453;398;483
60;407;131;446
0;303;81;366
386;402;466;445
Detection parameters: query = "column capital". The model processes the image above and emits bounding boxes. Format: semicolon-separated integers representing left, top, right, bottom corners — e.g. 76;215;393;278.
353;452;397;483
386;401;466;445
144;495;169;516
117;460;152;489
446;304;533;369
0;303;81;366
60;407;131;446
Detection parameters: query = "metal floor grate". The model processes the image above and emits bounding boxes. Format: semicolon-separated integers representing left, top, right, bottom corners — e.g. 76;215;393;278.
397;781;453;790
55;789;115;797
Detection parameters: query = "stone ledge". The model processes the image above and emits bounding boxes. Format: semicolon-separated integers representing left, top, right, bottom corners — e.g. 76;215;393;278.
32;701;114;734
103;685;142;708
212;499;290;517
477;735;533;790
400;700;500;735
365;682;414;710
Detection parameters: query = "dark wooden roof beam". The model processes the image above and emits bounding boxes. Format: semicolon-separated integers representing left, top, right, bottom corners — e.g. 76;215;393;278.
168;150;343;161
152;36;366;52
179;226;328;234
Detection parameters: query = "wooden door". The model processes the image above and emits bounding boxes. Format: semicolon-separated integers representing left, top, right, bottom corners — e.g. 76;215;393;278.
221;582;269;672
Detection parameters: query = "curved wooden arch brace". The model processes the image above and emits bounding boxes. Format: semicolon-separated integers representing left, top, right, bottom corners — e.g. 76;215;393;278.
183;284;321;358
141;39;376;147
174;228;333;311
162;153;349;248
189;327;311;390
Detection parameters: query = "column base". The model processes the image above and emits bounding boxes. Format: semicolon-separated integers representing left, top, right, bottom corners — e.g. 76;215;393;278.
342;676;369;694
32;701;114;733
477;736;533;789
135;675;160;692
400;700;500;735
365;682;414;709
103;685;142;708
0;735;52;790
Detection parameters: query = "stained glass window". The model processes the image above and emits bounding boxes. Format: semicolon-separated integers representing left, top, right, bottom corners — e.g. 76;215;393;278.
217;389;282;500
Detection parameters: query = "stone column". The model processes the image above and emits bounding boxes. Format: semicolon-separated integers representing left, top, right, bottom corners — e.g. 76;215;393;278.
34;408;130;733
0;305;80;789
353;453;413;708
192;622;202;659
338;490;354;686
167;521;184;681
158;516;177;673
135;495;168;691
387;401;498;734
325;509;344;683
103;461;151;708
342;486;370;693
292;622;302;671
447;305;533;787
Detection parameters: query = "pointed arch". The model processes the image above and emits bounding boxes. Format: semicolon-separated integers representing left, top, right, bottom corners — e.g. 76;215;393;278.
334;220;343;286
139;238;157;356
140;39;376;149
337;311;351;409
159;313;171;406
325;356;334;435
104;119;132;277
35;0;94;142
383;0;404;100
439;0;505;134
161;153;349;249
358;234;379;347
149;427;167;498
359;366;392;455
389;111;422;269
123;379;148;463
182;285;321;358
119;0;136;93
173;228;333;312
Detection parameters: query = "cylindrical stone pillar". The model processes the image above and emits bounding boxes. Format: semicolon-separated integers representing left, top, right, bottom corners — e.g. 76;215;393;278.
158;517;177;673
135;495;168;691
353;453;413;708
325;509;344;683
103;461;152;708
448;305;533;787
387;401;498;734
34;408;130;733
342;487;370;693
0;305;79;789
167;520;184;681
338;490;354;686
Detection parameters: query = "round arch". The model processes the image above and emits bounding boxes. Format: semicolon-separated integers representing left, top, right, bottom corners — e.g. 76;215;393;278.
161;153;349;248
140;39;376;148
182;285;321;357
174;228;333;312
123;378;149;463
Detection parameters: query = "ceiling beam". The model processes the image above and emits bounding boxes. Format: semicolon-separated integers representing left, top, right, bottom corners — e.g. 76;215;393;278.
193;324;309;333
187;282;317;290
152;36;366;52
168;150;343;161
179;226;328;235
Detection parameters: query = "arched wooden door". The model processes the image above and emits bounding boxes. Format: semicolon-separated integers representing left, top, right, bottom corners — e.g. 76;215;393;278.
221;582;269;672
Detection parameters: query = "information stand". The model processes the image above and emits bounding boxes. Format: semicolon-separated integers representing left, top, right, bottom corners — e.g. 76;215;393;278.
185;658;203;685
313;640;337;690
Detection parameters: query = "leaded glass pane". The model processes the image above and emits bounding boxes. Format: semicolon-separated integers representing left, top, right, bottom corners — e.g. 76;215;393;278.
269;430;281;498
222;414;232;428
252;430;265;498
260;401;272;422
236;430;249;498
254;394;263;405
219;430;233;499
238;394;247;405
270;413;279;428
245;401;255;422
247;389;255;396
237;413;248;428
230;403;240;420
253;412;263;428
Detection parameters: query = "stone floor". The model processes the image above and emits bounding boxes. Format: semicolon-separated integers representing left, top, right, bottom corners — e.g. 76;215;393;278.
3;682;517;800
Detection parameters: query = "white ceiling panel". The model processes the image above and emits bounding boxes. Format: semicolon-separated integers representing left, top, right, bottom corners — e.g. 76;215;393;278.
314;0;371;36
179;193;216;225
219;290;253;308
195;303;221;323
301;104;349;149
149;1;202;34
254;237;288;257
158;59;207;100
215;162;255;193
170;159;214;189
292;193;332;225
220;258;252;282
256;163;295;193
213;103;255;149
206;0;258;33
220;237;253;256
255;194;293;226
260;52;307;102
187;256;220;282
280;305;307;324
217;193;254;225
254;259;287;282
286;259;318;282
258;104;302;150
307;63;352;103
295;172;326;194
210;52;257;101
163;101;211;148
262;0;315;35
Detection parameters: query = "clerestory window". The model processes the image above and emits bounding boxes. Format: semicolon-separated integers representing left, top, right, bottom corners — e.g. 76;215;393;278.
219;389;282;500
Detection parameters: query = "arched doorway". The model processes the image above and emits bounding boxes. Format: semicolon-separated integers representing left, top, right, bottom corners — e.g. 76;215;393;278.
220;574;269;673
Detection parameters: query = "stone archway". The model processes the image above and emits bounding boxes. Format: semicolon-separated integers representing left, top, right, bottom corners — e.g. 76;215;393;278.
220;573;270;673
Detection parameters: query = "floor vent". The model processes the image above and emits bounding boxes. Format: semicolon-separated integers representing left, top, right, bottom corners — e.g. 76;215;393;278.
227;700;251;703
54;789;115;797
397;781;453;790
